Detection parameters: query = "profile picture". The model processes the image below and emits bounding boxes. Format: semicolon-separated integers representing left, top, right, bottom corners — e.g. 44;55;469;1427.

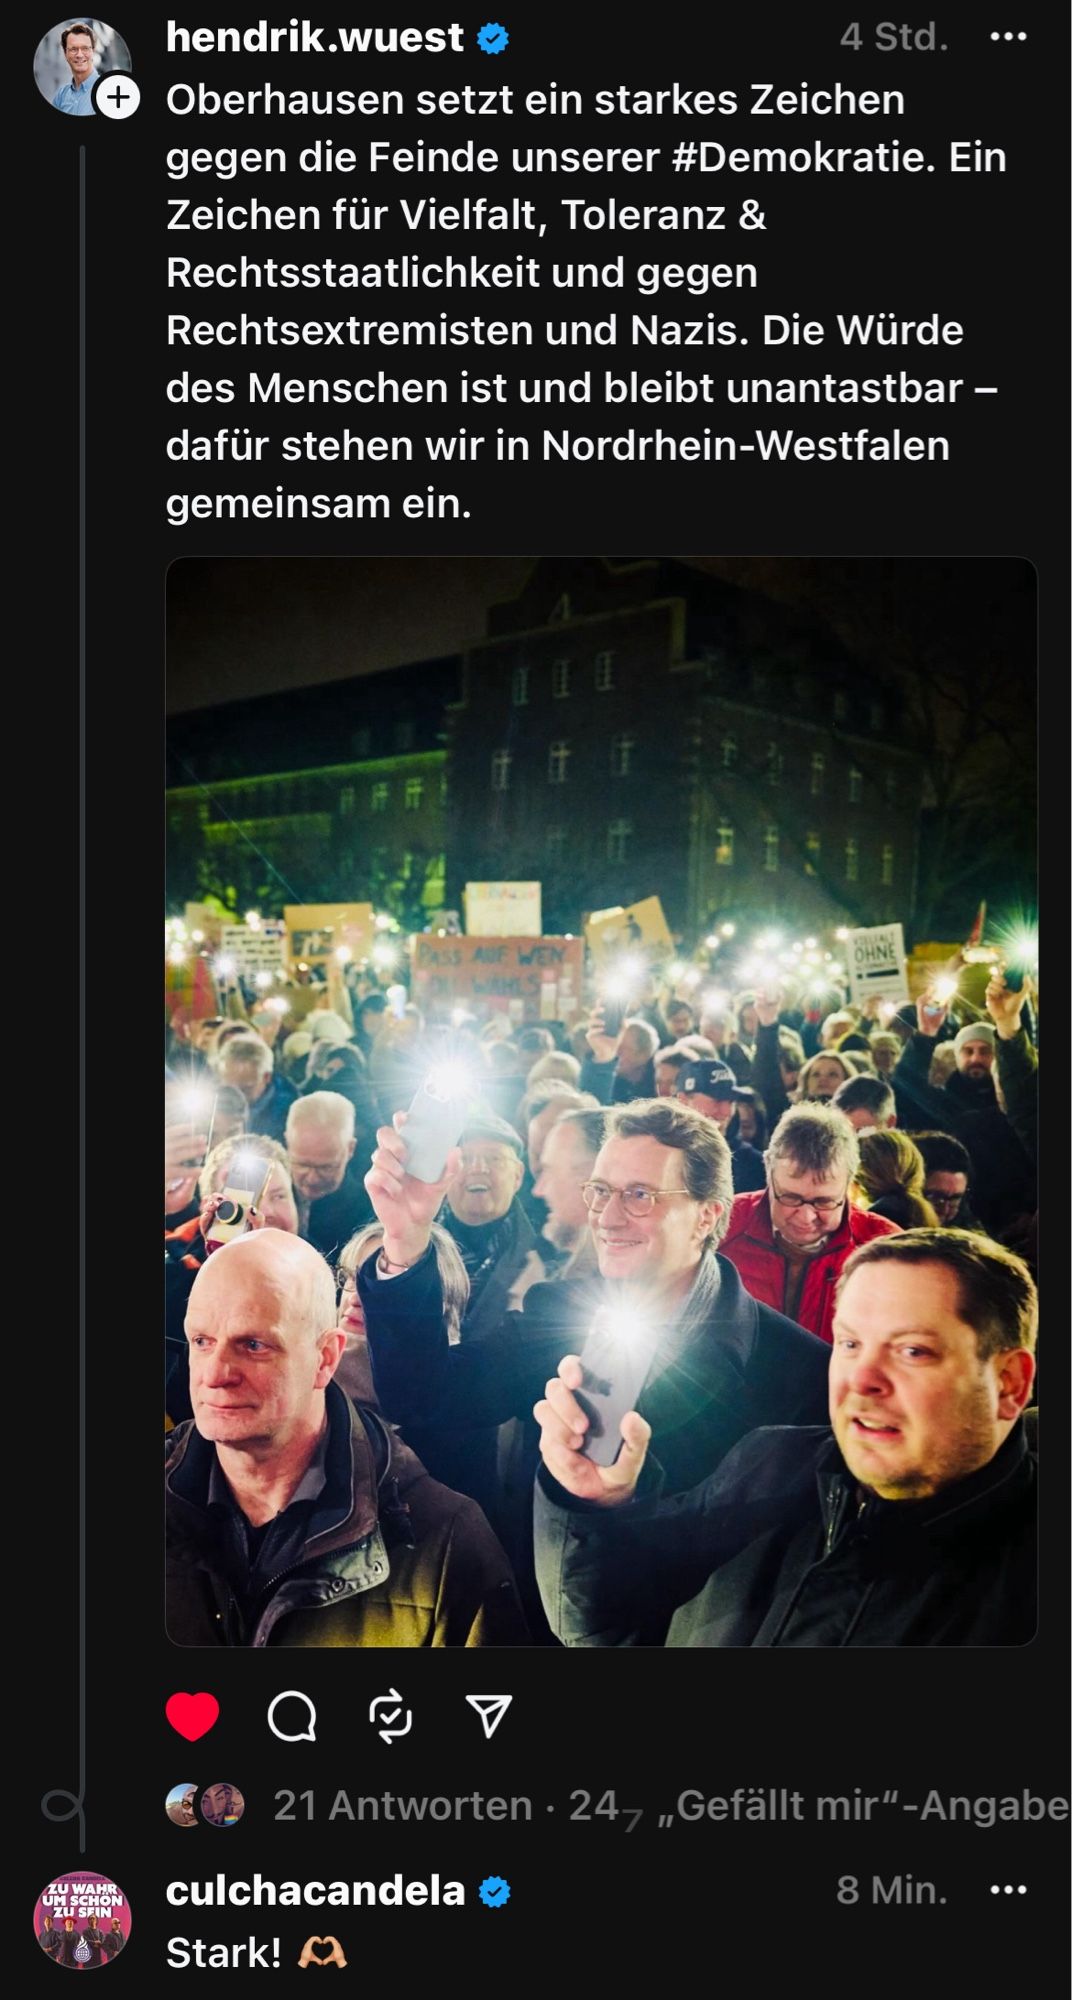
165;1782;198;1828
34;1873;132;1967
200;1781;246;1828
33;19;132;116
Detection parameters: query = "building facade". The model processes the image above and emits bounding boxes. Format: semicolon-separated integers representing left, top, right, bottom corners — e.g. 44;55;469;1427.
166;561;923;942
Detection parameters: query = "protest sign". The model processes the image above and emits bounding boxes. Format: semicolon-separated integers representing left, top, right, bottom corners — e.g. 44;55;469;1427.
411;935;583;1020
847;923;909;1005
463;882;542;936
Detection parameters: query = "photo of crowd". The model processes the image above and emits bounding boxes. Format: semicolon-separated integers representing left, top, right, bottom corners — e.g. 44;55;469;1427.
165;558;1038;1648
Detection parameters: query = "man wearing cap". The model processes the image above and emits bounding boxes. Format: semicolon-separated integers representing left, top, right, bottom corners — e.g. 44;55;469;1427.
889;995;1035;1237
441;1109;547;1340
674;1059;766;1192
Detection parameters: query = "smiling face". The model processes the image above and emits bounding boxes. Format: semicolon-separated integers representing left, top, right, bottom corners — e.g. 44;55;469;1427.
587;1133;716;1292
447;1139;523;1226
63;31;95;81
803;1057;849;1101
830;1260;1031;1499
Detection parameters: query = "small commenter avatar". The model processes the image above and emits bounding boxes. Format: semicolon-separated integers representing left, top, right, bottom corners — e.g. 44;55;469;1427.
479;1876;511;1909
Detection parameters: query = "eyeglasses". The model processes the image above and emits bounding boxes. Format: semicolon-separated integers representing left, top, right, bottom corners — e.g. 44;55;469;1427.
769;1176;846;1218
582;1180;692;1220
334;1265;358;1293
925;1190;965;1212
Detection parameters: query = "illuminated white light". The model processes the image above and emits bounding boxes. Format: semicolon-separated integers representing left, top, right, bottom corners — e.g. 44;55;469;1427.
334;945;352;965
374;912;393;931
372;942;398;970
245;910;261;930
705;934;719;949
451;1006;468;1026
804;936;817;950
254;970;273;990
424;1061;471;1103
682;968;702;989
835;926;850;942
180;1088;210;1120
879;1000;897;1022
593;1304;651;1352
214;955;236;979
932;975;958;1003
191;929;204;943
167;944;186;965
266;996;288;1015
702;988;729;1014
1009;930;1039;969
668;961;685;982
719;922;736;938
766;929;784;950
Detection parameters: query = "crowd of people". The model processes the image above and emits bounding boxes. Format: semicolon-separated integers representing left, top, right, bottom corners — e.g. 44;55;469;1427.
164;946;1039;1648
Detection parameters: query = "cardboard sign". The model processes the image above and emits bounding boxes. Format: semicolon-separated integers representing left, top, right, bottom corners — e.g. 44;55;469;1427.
585;895;673;965
463;882;542;937
284;903;374;966
846;923;909;1005
218;923;287;977
410;935;584;1021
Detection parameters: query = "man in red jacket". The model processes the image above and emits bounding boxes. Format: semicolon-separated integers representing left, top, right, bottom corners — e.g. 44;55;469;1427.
720;1103;899;1342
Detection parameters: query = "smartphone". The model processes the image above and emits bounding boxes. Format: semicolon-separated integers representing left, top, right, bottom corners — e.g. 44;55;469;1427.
402;1075;469;1182
206;1156;273;1246
576;1312;659;1468
1003;963;1025;993
386;983;407;1021
600;994;625;1038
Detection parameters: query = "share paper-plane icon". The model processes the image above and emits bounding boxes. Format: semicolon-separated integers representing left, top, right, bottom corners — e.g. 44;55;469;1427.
465;1694;513;1741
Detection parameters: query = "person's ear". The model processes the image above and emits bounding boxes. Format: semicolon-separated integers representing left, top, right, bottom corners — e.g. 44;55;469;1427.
697;1199;723;1243
510;1155;525;1192
315;1329;346;1388
346;1137;356;1161
995;1348;1034;1421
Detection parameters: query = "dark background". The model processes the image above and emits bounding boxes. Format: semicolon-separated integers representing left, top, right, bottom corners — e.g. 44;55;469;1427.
25;0;1065;1976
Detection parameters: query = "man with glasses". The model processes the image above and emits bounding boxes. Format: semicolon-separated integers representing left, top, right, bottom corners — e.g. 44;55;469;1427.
357;1098;829;1563
721;1103;900;1343
913;1131;982;1231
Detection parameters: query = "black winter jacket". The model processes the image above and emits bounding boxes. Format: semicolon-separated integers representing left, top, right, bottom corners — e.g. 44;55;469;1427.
535;1423;1036;1647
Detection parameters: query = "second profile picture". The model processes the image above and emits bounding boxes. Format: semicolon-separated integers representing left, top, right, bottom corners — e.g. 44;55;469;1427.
165;1781;246;1828
33;19;132;116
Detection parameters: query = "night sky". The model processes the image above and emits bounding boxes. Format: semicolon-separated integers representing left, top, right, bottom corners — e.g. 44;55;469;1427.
166;555;1036;717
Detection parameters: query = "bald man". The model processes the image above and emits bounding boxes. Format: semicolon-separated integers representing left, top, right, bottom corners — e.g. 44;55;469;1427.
165;1231;527;1646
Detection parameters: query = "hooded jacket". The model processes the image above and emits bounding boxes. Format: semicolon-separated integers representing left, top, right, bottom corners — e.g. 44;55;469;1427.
535;1422;1036;1647
165;1384;527;1647
720;1191;899;1344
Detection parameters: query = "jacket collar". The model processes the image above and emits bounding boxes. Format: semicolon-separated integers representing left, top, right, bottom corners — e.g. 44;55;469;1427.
166;1382;395;1566
814;1423;1032;1547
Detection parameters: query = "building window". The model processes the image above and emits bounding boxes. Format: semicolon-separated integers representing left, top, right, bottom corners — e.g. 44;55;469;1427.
845;837;859;882
763;825;779;872
810;751;825;796
370;782;389;812
394;719;414;751
607;819;632;864
611;733;636;776
805;831;821;875
548;740;570;784
594;651;615;691
833;691;848;722
404;778;424;811
551;658;572;699
881;842;895;886
715;821;735;867
351;727;370;757
512;664;529;706
338;787;355;816
848;766;863;804
884;771;898;803
546;825;566;863
550;593;572;623
490;749;511;792
766;742;783;787
721;734;738;769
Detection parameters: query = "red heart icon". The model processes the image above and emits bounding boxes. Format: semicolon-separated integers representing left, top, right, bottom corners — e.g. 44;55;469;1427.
166;1691;220;1741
